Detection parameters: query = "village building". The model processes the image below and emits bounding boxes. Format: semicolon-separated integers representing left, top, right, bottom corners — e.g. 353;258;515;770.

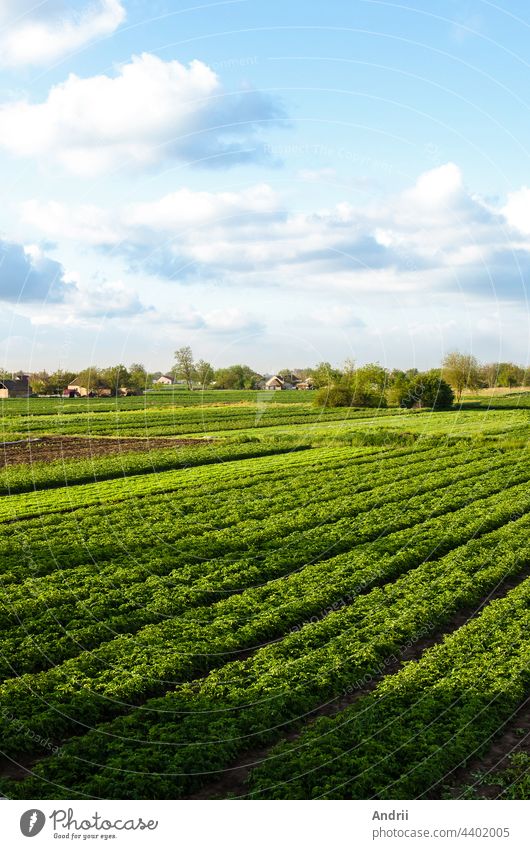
265;375;288;390
63;383;88;398
265;374;310;390
0;375;30;398
154;375;174;385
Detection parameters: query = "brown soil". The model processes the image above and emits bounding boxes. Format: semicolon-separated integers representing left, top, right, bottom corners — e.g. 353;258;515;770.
0;436;211;468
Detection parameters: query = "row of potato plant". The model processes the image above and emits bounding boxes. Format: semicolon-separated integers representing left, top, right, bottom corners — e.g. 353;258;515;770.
247;578;530;799
1;484;530;772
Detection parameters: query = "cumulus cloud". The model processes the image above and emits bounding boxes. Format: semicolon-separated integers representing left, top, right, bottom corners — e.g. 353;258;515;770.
22;189;277;247
502;186;530;236
0;238;73;302
72;280;149;319
20;163;530;302
21;199;121;246
30;279;150;326
312;306;366;328
161;304;263;334
0;234;148;326
0;0;125;68
0;52;285;175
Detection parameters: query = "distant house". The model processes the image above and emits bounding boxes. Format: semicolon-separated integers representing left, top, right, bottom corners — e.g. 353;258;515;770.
63;383;139;398
265;375;286;390
266;374;301;390
63;383;88;398
118;386;141;397
154;375;174;385
296;378;315;390
0;375;30;398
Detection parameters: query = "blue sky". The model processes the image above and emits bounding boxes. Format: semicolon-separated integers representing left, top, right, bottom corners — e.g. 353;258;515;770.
1;0;530;373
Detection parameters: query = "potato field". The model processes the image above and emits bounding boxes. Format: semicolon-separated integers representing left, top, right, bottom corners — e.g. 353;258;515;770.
0;390;529;800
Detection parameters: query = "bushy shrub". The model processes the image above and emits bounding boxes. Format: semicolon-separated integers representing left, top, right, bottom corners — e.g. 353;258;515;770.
314;384;388;409
401;372;454;410
313;385;354;407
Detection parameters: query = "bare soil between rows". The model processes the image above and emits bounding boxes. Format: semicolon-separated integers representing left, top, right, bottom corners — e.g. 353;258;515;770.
0;436;211;468
2;537;529;796
188;565;530;800
440;699;530;799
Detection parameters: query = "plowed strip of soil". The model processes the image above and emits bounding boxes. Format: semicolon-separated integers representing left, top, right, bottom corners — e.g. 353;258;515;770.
0;436;211;467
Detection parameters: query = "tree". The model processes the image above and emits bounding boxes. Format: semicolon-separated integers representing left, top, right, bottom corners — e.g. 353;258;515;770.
41;370;77;395
342;358;356;382
480;362;500;389
195;359;214;388
125;363;148;394
387;373;412;407
355;362;388;392
313;385;354;408
341;362;388;407
496;362;525;388
99;364;131;395
29;371;50;395
310;361;342;388
214;364;261;389
74;367;107;394
442;351;479;402
173;346;196;390
401;371;454;410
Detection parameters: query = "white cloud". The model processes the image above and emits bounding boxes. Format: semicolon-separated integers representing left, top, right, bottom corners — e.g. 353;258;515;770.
312;306;366;328
21;199;120;245
0;0;125;68
297;167;337;183
202;307;262;334
0;233;148;324
28;279;150;326
502;186;530;236
73;280;148;319
160;304;262;335
0;237;73;302
0;52;285;175
124;184;280;232
404;161;463;207
20;163;530;303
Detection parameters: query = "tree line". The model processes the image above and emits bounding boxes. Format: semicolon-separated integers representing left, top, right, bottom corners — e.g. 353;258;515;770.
22;364;150;396
4;349;529;403
172;347;530;408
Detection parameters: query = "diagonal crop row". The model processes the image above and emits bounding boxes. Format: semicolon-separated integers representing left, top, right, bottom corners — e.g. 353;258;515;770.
3;507;530;798
1;437;417;523
1;464;530;682
246;578;530;799
0;441;313;497
0;447;524;672
6;405;379;439
0;442;483;583
2;480;530;770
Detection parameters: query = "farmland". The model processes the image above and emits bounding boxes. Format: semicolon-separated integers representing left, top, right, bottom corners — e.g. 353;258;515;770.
0;390;529;800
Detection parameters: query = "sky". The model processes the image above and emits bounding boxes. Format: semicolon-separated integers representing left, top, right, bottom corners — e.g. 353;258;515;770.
1;0;530;373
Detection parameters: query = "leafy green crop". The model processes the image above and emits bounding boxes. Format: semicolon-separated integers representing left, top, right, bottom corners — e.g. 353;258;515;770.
247;579;530;799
